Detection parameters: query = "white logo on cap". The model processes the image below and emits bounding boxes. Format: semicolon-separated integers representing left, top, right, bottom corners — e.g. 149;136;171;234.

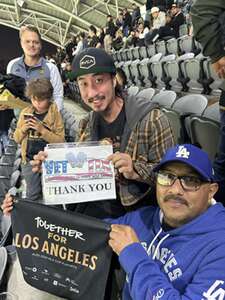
80;55;96;69
176;146;190;159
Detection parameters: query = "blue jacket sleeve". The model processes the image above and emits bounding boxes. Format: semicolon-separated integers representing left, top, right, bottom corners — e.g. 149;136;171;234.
119;242;225;300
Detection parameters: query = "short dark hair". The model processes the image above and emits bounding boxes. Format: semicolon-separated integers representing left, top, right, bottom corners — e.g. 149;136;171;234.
25;78;53;101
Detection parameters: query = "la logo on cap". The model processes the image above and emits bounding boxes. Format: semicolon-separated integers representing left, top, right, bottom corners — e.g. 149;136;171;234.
176;146;190;159
80;55;96;69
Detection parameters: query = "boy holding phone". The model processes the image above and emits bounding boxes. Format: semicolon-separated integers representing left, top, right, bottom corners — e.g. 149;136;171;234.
14;78;65;201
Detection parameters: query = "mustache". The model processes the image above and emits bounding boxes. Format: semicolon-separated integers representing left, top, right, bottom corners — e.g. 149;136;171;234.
164;194;188;206
88;95;105;103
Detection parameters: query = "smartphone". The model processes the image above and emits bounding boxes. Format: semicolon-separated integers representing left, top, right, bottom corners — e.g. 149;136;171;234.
24;113;34;120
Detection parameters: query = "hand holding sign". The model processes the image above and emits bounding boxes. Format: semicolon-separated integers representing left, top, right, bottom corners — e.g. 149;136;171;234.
108;152;140;180
1;193;14;216
31;151;48;173
109;224;140;255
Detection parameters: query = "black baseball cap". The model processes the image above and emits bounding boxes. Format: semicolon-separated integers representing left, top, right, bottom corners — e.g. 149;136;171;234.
72;48;116;80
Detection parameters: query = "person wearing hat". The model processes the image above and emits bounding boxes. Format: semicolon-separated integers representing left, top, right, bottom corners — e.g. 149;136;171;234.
108;144;225;300
150;6;166;30
29;47;174;218
64;47;174;218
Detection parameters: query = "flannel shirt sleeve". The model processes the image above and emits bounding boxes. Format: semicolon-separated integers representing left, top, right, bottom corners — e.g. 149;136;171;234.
132;108;174;185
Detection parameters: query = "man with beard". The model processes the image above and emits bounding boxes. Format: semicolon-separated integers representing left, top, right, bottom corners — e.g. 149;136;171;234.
31;47;174;218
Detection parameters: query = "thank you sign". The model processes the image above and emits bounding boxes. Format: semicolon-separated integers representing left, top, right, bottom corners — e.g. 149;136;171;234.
42;142;116;205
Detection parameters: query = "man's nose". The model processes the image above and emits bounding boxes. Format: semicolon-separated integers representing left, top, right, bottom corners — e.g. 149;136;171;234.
170;178;184;194
87;82;98;99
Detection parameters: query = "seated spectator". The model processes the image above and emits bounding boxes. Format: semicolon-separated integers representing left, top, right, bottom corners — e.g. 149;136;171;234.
97;27;105;48
72;32;88;57
169;3;186;38
131;3;141;29
123;8;132;37
124;30;138;48
136;22;150;47
115;12;124;30
88;25;101;48
61;63;74;96
105;15;117;38
112;29;124;51
108;144;225;299
151;6;166;30
13;78;65;201
104;29;113;54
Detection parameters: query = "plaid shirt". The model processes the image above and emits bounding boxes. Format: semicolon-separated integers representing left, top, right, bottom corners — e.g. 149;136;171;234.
76;106;174;206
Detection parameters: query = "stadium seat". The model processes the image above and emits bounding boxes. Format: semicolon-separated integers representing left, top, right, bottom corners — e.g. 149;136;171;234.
161;107;182;143
179;24;188;37
155;40;167;56
137;88;155;101
129;59;141;85
183;53;207;94
172;94;208;114
178;35;194;54
161;94;208;144
146;44;156;57
189;116;220;160
123;61;133;86
202;58;223;96
131;47;140;60
152;90;177;108
127;86;140;96
150;54;176;89
163;53;195;92
202;101;220;122
138;58;153;87
166;38;178;55
139;46;148;59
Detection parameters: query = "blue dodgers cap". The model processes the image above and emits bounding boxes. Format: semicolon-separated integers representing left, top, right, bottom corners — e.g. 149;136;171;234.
72;48;116;79
153;144;214;181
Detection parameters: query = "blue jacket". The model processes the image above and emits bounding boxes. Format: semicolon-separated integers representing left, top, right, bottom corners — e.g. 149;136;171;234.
111;203;225;300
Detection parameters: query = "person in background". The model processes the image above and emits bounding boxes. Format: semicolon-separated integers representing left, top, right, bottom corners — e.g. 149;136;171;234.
108;144;225;300
131;3;141;29
191;0;225;204
88;25;101;48
169;3;185;38
7;25;63;113
72;32;88;57
0;105;14;155
122;8;132;37
14;78;65;201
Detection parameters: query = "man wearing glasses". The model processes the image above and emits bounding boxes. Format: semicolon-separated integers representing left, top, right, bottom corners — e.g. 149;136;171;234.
108;144;225;300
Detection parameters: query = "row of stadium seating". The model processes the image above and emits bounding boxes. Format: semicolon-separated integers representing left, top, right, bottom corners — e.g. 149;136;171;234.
115;52;222;95
112;35;200;63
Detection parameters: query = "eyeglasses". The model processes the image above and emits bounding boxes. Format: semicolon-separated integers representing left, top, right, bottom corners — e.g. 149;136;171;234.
156;171;208;191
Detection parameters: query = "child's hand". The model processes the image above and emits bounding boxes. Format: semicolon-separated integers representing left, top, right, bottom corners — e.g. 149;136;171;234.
28;118;45;134
1;193;14;216
21;121;30;134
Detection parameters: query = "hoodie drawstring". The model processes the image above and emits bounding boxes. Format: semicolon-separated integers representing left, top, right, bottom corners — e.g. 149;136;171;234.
147;228;170;260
